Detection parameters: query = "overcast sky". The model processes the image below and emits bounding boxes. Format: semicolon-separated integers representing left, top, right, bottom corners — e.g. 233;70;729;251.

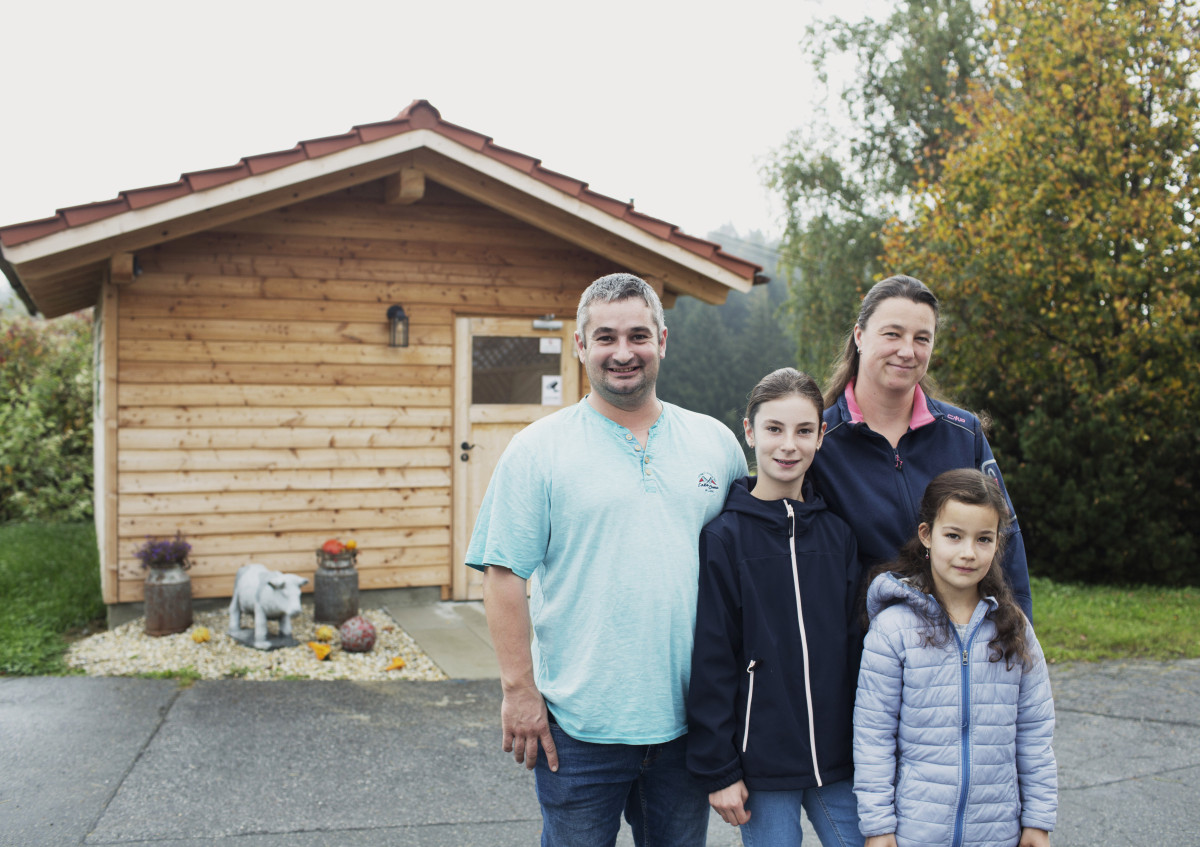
1;0;885;302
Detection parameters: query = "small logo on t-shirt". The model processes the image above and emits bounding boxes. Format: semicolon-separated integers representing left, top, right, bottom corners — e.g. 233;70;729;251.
697;473;719;493
947;414;968;424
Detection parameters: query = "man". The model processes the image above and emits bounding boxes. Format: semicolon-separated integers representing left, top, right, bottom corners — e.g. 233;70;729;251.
466;273;747;846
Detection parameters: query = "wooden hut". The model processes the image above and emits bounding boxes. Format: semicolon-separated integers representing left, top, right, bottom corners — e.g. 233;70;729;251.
0;100;762;607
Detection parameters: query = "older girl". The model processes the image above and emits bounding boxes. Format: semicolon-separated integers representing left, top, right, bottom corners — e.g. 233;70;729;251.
688;368;862;846
855;469;1057;847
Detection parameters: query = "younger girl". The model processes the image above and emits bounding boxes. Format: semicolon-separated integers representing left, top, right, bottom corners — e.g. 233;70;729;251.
688;368;863;846
854;469;1057;847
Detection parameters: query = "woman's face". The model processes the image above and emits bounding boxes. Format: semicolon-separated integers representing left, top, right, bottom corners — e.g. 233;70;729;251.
853;297;937;397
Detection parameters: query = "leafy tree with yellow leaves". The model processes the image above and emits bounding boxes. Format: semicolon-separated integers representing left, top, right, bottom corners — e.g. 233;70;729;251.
885;0;1200;584
766;0;990;381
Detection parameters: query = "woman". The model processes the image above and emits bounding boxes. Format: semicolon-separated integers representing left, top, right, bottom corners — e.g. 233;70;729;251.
809;275;1033;620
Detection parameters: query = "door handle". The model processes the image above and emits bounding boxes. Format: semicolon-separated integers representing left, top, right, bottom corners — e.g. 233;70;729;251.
460;442;476;462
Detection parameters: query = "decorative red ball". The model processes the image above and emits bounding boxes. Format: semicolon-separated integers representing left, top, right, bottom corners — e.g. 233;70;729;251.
339;615;376;652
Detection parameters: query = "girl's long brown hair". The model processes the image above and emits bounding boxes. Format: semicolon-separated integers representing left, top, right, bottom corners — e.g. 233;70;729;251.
868;468;1032;670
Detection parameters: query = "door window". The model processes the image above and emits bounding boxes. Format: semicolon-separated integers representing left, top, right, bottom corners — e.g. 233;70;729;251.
471;336;562;405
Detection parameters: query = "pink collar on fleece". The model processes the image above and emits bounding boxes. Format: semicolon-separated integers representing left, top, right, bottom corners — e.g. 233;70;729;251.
844;380;936;430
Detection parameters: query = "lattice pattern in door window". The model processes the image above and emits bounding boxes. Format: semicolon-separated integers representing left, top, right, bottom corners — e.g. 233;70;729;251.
472;336;560;404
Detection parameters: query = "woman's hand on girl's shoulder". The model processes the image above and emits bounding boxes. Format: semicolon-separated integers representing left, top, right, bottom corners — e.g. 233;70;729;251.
1019;827;1050;847
865;835;897;847
708;780;751;826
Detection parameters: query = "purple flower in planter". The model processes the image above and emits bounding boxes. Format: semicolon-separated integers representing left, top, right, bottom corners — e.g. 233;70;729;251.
135;532;192;570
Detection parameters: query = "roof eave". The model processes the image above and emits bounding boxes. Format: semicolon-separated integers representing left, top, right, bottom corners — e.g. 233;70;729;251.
3;115;759;315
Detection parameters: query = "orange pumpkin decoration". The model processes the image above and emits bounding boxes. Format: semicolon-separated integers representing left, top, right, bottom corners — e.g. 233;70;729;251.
307;641;332;661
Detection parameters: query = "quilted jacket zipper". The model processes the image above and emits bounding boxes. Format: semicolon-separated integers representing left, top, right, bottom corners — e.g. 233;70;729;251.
951;621;981;847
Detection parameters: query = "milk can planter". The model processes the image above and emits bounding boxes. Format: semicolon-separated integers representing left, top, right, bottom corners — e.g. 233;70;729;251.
314;539;359;626
136;533;194;637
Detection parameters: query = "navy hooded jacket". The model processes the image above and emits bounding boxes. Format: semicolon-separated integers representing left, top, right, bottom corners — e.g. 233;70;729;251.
686;475;862;793
810;388;1033;621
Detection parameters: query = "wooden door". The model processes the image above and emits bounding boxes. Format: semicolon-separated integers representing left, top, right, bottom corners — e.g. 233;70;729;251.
451;316;583;600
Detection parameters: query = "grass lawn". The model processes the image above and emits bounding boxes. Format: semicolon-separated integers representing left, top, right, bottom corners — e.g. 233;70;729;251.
1;522;1197;674
0;522;105;675
1031;575;1200;663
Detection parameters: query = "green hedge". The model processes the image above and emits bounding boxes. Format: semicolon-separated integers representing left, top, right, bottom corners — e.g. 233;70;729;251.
0;310;94;524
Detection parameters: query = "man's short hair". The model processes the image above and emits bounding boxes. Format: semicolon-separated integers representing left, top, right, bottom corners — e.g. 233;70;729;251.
576;273;666;343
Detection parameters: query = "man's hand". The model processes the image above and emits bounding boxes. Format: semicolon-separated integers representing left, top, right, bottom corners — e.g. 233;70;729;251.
501;682;558;771
865;835;898;847
709;780;750;826
1019;827;1050;847
482;564;559;773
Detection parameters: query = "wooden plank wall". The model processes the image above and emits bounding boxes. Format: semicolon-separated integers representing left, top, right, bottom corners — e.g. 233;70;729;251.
113;180;610;601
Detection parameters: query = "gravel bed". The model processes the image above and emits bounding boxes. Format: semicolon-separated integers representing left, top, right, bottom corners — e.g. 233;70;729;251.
66;607;448;682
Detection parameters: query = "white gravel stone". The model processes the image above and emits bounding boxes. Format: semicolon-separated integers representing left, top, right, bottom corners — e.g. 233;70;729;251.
66;607;448;682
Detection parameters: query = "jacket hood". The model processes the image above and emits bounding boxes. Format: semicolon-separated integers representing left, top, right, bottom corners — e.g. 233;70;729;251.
866;571;1000;623
723;475;828;535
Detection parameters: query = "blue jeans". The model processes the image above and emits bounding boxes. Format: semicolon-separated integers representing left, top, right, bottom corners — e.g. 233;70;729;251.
533;720;709;847
740;778;861;847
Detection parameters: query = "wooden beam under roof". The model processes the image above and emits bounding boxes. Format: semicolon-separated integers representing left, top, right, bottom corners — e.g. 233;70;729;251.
384;167;426;204
110;253;137;285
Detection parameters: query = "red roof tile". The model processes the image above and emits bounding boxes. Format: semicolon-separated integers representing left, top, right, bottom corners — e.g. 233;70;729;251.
244;148;308;176
485;144;539;173
3;216;67;244
354;121;412;144
184;163;251;192
623;208;674;240
0;100;761;281
59;198;128;227
121;182;193;209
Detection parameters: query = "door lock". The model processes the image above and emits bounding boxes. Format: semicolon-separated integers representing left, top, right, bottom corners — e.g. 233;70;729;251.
460;442;476;462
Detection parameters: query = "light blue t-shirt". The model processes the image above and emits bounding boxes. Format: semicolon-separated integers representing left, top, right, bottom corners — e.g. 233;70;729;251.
466;397;747;744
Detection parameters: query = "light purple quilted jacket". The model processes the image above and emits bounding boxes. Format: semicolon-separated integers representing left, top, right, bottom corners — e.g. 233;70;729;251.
854;573;1057;847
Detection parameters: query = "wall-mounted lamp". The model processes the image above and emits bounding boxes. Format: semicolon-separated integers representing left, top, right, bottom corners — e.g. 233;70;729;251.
387;305;410;348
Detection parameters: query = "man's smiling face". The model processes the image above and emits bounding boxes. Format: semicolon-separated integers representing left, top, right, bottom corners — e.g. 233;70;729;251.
574;297;666;411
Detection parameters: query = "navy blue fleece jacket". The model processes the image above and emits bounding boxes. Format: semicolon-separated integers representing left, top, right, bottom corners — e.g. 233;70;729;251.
687;476;861;793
